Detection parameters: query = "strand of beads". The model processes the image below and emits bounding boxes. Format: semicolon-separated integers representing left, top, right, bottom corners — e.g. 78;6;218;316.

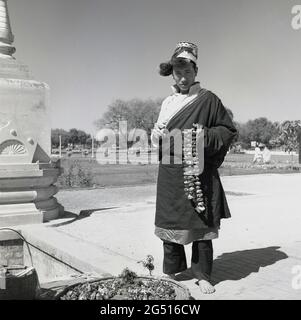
183;124;205;213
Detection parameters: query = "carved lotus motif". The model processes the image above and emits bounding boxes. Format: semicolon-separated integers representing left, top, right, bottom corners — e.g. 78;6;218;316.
0;139;27;155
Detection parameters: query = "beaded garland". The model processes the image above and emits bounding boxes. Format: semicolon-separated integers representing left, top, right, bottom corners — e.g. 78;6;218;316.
183;123;205;214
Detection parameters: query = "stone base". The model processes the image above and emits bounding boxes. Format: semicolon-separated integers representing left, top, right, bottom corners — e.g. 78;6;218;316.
43;203;64;222
0;162;63;227
0;203;43;227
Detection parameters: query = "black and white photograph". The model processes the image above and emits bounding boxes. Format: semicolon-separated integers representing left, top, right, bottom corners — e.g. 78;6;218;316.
0;0;301;307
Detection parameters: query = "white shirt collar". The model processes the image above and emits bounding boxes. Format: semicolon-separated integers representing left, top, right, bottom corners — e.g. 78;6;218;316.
171;82;201;96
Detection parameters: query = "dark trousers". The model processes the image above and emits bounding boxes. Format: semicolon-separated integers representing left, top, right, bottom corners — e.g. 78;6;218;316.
163;240;213;281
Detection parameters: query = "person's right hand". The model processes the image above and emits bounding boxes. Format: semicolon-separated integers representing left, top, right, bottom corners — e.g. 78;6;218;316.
152;123;168;140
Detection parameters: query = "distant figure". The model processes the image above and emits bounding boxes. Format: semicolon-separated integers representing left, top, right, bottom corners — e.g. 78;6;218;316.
236;144;242;153
262;145;271;164
104;147;109;157
253;144;263;164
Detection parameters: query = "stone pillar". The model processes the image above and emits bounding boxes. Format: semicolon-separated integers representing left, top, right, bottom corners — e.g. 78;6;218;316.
0;0;63;227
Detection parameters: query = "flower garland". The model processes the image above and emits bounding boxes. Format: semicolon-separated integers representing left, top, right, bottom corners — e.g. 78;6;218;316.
183;123;205;214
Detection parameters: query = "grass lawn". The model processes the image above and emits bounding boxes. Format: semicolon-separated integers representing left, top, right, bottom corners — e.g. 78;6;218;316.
56;152;300;189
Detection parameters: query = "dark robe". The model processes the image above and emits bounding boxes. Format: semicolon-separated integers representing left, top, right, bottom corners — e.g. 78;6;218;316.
154;89;237;243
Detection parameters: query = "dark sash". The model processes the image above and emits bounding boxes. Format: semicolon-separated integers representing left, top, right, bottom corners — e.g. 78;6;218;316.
165;88;208;130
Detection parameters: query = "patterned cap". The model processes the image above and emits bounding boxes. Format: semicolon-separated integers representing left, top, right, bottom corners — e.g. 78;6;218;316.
173;42;198;64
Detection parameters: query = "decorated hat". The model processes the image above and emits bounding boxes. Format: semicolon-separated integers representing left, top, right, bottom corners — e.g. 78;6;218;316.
173;42;198;64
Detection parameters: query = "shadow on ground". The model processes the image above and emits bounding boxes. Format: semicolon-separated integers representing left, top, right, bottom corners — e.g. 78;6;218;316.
48;207;119;228
176;246;288;285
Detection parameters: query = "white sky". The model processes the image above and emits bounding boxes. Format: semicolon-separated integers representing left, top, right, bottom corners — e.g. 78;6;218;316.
8;0;301;133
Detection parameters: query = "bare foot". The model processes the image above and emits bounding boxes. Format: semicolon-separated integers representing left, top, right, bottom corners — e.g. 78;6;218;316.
198;280;215;294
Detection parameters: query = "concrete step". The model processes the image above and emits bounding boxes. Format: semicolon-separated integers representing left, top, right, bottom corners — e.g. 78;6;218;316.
0;212;42;227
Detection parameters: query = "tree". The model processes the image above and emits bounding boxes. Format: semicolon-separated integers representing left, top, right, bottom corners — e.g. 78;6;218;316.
51;128;91;149
78;130;91;146
237;118;279;148
127;98;163;134
95;98;162;130
299;129;301;164
51;129;70;148
94;99;132;131
278;120;301;152
94;98;162;147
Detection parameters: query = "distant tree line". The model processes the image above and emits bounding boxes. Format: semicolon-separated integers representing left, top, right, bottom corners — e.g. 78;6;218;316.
52;98;301;152
235;118;280;149
51;128;92;149
235;118;301;151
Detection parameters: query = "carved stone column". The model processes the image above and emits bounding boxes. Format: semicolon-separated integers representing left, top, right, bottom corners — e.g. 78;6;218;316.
0;0;63;227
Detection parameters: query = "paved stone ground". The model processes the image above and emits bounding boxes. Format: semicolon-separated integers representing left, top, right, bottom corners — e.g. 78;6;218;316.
26;173;301;300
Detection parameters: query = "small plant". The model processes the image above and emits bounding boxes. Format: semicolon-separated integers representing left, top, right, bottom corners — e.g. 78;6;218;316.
137;255;155;276
57;160;93;188
118;268;138;284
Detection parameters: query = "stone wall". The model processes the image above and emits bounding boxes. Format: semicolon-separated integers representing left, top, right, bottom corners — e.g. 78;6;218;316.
0;239;23;266
23;244;82;283
0;236;82;283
